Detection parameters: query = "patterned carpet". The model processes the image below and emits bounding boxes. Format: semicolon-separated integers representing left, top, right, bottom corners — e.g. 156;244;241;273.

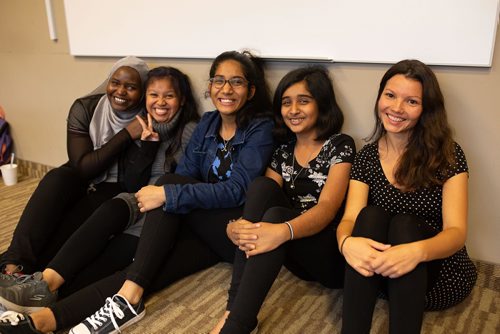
0;176;499;333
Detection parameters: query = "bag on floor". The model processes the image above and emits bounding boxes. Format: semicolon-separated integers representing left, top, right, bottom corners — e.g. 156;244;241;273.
0;118;13;166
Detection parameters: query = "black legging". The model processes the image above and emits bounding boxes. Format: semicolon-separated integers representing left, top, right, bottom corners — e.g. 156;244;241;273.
47;198;139;298
51;173;242;330
221;177;345;334
342;206;434;334
1;166;123;273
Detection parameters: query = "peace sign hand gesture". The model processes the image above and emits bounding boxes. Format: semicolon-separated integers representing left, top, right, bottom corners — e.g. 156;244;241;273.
136;114;159;141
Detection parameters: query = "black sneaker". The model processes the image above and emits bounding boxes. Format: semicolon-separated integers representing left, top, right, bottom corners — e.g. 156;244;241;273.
69;294;145;334
0;272;57;313
0;310;45;333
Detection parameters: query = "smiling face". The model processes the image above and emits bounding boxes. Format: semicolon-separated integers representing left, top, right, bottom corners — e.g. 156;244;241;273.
209;59;255;119
281;81;319;139
106;66;143;112
145;77;183;123
377;74;423;136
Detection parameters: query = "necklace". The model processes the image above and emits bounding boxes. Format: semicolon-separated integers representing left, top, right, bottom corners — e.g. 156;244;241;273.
222;139;231;152
290;150;314;189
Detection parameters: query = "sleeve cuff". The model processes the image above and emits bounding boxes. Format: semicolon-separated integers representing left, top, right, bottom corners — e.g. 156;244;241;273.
163;184;178;212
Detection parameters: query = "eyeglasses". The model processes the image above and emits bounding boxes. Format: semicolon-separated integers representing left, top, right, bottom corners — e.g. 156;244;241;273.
210;76;249;89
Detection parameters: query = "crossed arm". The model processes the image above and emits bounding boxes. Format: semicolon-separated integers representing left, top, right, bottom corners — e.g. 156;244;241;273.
228;162;352;257
337;172;469;278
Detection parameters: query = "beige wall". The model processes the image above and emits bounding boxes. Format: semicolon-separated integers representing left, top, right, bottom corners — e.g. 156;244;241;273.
1;1;499;264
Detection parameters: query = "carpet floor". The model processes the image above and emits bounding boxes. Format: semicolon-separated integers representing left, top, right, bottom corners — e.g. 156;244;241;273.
1;176;498;333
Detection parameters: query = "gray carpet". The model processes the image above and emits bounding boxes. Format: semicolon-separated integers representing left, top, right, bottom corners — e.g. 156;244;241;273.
1;177;499;333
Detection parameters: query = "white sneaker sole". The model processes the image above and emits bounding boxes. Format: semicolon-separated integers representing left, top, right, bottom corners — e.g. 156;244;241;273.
110;309;146;334
0;295;44;314
69;309;146;334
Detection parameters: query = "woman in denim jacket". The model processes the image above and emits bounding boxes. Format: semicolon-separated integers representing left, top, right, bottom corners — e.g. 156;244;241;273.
30;50;274;334
163;108;274;213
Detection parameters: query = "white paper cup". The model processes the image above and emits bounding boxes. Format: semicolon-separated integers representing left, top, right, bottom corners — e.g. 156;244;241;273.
0;164;18;186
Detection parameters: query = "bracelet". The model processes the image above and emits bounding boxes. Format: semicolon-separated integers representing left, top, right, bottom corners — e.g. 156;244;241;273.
284;221;294;240
340;235;351;255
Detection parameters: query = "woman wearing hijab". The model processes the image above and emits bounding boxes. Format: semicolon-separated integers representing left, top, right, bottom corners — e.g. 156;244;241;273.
0;66;203;334
0;56;149;278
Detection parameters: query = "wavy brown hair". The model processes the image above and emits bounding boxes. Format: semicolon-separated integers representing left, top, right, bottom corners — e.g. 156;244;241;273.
369;59;455;190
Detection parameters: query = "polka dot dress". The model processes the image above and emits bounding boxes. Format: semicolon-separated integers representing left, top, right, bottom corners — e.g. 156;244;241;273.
351;141;477;310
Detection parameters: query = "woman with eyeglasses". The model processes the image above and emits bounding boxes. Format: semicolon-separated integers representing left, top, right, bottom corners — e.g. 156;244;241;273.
18;50;275;334
211;66;355;334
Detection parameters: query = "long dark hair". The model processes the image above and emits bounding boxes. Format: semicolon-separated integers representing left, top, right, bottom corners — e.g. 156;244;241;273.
208;50;273;128
369;59;455;189
145;66;200;169
272;65;344;143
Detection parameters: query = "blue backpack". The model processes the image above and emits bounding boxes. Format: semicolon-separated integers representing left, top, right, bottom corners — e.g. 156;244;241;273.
0;119;13;166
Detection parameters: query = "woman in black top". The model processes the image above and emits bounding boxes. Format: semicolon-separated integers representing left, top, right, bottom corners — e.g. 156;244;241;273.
0;56;149;276
338;60;477;333
212;66;355;333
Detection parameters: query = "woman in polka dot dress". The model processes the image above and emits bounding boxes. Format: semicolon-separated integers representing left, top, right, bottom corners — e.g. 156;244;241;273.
337;59;477;334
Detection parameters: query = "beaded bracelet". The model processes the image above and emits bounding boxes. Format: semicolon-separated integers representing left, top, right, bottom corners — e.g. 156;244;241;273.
284;221;294;240
340;235;351;255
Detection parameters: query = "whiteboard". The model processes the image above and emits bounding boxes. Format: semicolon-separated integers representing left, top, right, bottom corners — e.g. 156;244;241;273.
63;0;500;67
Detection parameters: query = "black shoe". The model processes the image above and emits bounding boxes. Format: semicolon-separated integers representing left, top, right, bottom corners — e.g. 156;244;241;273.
69;294;145;334
0;311;45;333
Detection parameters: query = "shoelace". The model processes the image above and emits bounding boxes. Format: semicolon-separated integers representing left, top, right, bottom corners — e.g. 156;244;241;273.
14;274;35;285
0;311;26;325
1;274;40;293
1;267;32;285
85;295;138;332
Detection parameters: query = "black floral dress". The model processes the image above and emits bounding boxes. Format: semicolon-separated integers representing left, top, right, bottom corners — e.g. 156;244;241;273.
270;133;355;214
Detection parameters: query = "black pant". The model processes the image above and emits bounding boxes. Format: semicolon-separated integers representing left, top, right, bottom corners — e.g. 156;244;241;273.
221;177;345;334
51;174;241;330
342;206;435;334
47;198;139;298
1;166;123;273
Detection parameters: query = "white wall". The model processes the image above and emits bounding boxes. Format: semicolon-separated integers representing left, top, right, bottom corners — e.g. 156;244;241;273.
0;0;499;264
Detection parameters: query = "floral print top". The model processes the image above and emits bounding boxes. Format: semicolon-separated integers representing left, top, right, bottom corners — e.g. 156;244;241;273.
270;133;355;213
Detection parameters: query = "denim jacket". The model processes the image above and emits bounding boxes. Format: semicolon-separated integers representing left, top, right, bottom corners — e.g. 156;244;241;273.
163;110;274;214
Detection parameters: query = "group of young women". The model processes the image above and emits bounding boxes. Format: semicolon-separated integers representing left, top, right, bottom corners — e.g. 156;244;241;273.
0;50;477;334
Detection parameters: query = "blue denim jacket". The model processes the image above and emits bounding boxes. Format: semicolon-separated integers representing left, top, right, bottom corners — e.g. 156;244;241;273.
163;110;274;214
